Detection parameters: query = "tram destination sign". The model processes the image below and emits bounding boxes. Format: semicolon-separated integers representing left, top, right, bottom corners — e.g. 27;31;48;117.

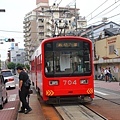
56;42;79;48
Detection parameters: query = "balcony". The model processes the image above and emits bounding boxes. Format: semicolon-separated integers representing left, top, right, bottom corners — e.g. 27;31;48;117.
24;33;30;37
38;35;44;40
46;32;52;37
46;26;52;31
46;20;52;25
38;21;44;27
38;29;44;33
23;22;31;28
24;47;29;51
23;20;30;24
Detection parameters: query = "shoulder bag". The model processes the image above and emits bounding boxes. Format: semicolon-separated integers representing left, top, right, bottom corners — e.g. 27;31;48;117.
24;79;31;89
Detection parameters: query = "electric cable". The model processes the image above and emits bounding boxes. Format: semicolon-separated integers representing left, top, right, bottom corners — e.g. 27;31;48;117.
54;0;58;3
87;11;120;27
87;0;120;22
57;0;63;6
100;3;120;17
67;0;76;6
86;0;108;18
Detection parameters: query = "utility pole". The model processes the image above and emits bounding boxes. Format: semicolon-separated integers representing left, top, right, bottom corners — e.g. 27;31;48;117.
75;0;77;35
0;9;5;67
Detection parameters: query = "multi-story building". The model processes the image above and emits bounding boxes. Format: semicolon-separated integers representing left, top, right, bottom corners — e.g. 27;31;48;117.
23;0;87;64
7;43;26;64
23;10;37;64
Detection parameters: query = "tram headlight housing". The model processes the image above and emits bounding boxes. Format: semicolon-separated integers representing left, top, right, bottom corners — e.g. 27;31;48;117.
80;79;88;84
49;80;59;86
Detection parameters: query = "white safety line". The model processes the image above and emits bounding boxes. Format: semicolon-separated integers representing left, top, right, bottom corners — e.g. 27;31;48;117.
95;90;109;95
2;107;15;111
8;94;17;101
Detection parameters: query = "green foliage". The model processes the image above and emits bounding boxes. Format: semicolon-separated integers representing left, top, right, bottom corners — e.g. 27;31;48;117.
7;62;30;71
16;63;24;68
7;62;16;69
25;64;30;70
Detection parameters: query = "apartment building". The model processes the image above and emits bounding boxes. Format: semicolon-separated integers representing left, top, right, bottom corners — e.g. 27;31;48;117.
7;43;26;64
23;0;87;64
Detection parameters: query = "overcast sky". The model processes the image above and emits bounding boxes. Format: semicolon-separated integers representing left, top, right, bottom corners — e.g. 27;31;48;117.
0;0;120;60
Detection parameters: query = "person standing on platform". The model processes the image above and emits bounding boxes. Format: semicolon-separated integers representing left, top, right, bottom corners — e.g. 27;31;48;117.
108;67;112;82
17;66;32;114
104;68;110;82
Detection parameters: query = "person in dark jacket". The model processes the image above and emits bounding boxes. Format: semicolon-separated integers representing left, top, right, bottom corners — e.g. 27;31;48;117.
16;66;32;114
108;67;112;82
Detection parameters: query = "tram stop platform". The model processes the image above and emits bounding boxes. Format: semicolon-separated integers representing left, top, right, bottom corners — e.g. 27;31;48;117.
17;88;45;120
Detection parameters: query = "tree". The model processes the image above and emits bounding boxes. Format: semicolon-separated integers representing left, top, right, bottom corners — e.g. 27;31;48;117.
16;63;24;68
7;62;16;69
25;64;30;70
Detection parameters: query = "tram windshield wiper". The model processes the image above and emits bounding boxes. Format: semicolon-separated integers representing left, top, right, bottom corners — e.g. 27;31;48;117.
69;69;77;76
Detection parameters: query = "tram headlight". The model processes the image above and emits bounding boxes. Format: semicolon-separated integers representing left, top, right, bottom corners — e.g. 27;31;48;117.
49;80;59;86
80;79;88;84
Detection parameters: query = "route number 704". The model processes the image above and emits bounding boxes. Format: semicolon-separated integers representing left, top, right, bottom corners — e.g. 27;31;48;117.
63;80;77;85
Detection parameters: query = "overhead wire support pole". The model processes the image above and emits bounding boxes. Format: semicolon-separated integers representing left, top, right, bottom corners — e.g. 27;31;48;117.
75;0;77;36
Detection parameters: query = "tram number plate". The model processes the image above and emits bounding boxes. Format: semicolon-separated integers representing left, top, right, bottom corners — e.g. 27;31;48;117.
63;80;77;85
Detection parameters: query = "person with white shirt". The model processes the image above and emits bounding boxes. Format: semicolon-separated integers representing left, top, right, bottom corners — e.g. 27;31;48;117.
104;68;110;82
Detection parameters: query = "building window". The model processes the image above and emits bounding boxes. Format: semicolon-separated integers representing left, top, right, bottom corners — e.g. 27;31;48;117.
109;45;114;54
13;59;16;62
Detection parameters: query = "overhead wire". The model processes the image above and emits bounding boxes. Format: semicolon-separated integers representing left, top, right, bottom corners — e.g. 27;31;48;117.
57;0;63;6
1;9;120;34
1;1;120;37
87;0;120;22
0;30;23;33
100;2;120;17
1;10;120;35
86;0;108;18
54;0;58;3
87;11;120;27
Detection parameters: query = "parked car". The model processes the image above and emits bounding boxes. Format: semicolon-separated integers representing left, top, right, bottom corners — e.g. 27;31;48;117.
0;74;8;109
1;69;16;89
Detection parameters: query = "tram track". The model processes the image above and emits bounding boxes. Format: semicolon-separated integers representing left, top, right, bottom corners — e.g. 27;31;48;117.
37;90;120;120
54;104;107;120
95;94;120;105
40;95;120;120
85;94;120;120
38;92;107;120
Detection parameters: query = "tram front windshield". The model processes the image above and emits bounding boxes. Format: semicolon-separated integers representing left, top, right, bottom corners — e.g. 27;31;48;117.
44;40;92;77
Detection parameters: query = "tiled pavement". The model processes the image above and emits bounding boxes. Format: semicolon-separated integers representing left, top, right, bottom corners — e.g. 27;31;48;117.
0;101;19;120
17;91;45;120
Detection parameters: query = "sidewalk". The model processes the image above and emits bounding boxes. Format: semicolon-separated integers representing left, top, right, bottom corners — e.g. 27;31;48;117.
95;80;120;92
17;89;45;120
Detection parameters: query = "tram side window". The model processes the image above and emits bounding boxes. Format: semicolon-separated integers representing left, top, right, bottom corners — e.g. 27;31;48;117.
45;51;54;73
